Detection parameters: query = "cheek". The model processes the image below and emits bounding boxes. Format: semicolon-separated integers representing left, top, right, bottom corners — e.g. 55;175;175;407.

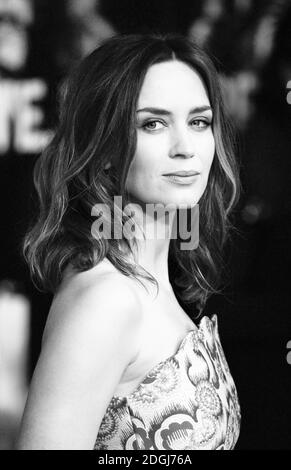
126;143;158;192
203;132;215;169
199;134;215;192
208;131;216;155
131;137;161;177
128;155;151;182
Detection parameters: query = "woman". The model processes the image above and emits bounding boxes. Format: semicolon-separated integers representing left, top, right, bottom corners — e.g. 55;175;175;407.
16;33;241;450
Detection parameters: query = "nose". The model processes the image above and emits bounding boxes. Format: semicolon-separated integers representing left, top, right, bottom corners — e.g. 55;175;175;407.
169;126;195;159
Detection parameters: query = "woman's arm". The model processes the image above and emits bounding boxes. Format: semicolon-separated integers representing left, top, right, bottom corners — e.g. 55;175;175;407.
15;274;142;449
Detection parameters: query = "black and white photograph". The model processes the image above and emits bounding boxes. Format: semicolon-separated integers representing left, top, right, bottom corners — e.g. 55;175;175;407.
0;0;290;451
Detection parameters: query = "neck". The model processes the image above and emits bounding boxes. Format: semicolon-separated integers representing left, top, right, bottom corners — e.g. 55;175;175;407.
120;202;177;290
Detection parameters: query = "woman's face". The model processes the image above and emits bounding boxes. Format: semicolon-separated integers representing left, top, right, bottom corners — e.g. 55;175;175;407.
126;60;215;208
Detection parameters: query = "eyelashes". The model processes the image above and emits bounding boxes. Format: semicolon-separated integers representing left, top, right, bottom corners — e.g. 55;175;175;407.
142;120;163;131
141;118;212;132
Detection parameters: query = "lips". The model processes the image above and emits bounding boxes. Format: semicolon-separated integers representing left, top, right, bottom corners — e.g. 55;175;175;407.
163;170;200;177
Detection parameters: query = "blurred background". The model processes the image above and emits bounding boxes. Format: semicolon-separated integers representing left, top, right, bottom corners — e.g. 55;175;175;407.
0;0;290;450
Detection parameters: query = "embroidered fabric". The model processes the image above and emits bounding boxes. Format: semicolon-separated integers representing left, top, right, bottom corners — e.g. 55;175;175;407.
94;314;241;450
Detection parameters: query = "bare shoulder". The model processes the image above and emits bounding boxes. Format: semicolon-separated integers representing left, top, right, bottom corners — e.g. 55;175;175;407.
16;263;144;449
43;261;143;354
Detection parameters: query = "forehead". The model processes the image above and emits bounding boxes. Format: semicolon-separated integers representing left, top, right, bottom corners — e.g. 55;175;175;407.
137;60;210;109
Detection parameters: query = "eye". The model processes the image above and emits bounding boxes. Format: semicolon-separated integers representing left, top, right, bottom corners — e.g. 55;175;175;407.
190;118;211;129
142;120;164;131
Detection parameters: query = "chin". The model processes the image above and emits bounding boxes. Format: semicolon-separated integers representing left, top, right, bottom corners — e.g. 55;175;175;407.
128;191;201;209
162;194;201;209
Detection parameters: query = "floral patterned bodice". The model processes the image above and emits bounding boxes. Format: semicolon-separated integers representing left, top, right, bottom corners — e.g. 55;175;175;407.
94;314;241;450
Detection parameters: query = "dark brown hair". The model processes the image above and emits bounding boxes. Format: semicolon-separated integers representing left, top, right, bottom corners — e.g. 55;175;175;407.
23;33;240;316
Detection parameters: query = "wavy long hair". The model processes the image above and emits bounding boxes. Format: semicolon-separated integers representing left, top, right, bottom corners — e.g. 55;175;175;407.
23;33;241;316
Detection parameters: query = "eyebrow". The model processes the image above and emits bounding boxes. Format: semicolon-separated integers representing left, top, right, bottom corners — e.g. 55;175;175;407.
136;105;213;115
